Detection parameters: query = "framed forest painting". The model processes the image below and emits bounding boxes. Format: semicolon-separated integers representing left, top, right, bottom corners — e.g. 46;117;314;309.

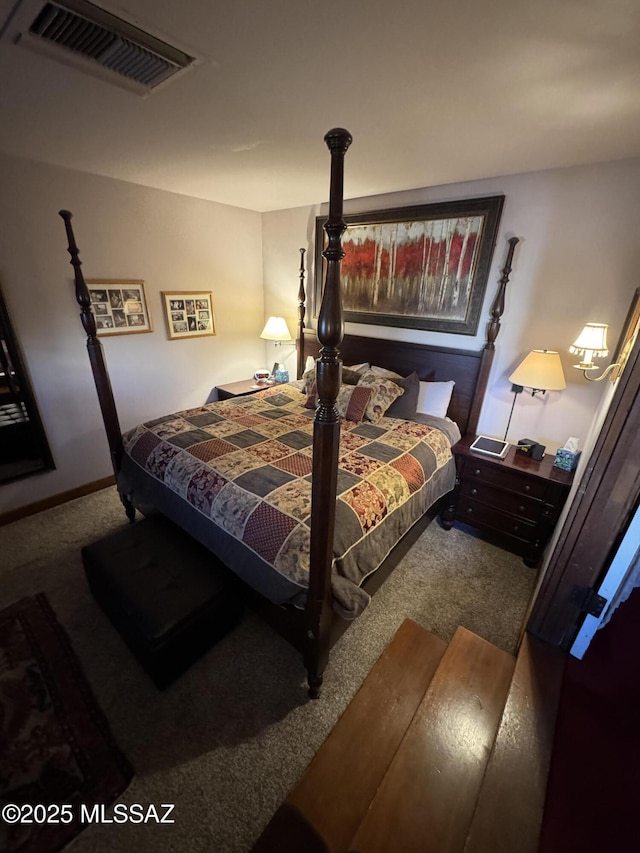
314;195;504;335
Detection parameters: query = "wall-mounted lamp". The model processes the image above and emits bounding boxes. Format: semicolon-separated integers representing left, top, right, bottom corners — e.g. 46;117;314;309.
503;349;566;441
260;316;292;347
570;323;620;381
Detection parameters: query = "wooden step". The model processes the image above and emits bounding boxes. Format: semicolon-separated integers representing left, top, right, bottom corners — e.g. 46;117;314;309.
463;632;566;853
251;618;447;853
348;626;515;853
252;622;564;853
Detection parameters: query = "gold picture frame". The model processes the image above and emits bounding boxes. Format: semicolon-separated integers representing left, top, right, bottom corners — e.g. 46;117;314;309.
86;279;153;336
162;291;216;340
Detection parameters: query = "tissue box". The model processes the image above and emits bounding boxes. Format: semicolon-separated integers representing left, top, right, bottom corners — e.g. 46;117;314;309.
553;448;581;472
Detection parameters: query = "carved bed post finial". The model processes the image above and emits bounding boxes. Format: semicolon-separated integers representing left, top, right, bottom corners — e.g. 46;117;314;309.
316;127;352;390
305;127;352;698
59;210;98;342
59;210;135;522
297;247;307;379
486;235;519;350
466;236;520;437
317;128;352;352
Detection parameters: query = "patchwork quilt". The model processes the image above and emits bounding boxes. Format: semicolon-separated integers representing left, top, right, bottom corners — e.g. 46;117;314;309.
121;384;456;617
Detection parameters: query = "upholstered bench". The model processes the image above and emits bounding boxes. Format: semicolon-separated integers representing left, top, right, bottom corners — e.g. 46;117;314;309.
81;515;244;688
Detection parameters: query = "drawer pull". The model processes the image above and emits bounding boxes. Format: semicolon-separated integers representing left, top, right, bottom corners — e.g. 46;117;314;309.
513;525;519;533
471;488;478;496
518;505;525;512
467;507;473;514
474;469;481;476
524;484;531;492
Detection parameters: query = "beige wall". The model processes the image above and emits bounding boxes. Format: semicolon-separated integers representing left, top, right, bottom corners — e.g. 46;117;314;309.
0;154;264;514
2;153;639;516
263;157;640;454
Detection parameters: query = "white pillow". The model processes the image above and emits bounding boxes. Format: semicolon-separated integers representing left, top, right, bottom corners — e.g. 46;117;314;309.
416;380;455;418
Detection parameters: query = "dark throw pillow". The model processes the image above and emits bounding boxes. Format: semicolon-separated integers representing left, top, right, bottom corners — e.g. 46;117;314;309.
386;371;420;419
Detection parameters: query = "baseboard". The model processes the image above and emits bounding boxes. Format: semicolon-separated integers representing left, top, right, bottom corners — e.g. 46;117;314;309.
0;476;116;527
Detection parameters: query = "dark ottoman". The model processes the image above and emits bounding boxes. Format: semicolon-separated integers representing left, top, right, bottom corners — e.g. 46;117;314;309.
81;515;244;688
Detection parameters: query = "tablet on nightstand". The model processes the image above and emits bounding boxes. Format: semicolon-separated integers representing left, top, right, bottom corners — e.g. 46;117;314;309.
470;435;510;459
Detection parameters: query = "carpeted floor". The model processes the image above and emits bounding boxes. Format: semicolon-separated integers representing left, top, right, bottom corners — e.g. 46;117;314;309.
0;486;536;852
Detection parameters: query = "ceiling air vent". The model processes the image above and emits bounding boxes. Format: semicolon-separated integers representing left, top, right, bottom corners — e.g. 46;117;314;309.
1;0;197;94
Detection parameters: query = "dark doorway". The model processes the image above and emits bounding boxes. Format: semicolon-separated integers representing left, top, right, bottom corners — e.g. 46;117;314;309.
0;283;55;483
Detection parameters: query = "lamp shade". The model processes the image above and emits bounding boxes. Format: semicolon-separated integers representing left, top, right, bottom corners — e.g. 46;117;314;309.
569;323;609;359
260;316;292;342
508;349;566;391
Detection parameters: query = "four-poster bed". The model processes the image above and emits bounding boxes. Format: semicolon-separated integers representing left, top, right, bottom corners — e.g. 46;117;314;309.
59;128;514;697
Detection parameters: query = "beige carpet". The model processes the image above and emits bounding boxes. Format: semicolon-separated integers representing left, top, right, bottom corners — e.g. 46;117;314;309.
0;487;536;852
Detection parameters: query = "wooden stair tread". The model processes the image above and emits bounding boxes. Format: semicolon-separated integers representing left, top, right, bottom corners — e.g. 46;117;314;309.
348;625;515;853
463;632;566;853
251;618;447;853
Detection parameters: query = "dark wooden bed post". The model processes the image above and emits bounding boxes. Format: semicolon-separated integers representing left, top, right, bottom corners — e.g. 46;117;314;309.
304;128;352;698
59;210;135;522
466;235;519;436
296;247;306;380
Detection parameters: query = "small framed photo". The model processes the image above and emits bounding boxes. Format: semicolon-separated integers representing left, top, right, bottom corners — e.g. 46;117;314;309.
87;280;152;336
162;291;216;340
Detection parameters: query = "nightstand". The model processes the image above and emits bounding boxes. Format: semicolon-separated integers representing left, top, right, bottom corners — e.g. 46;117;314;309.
215;379;278;401
440;434;575;567
215;379;268;401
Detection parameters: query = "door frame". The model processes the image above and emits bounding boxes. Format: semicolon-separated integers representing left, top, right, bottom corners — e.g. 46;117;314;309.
528;302;640;648
570;504;640;658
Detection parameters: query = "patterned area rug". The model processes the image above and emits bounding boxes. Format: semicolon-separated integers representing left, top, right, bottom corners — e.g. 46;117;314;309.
0;594;133;852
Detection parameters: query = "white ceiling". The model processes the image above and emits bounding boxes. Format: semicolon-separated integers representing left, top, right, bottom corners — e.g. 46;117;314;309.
1;0;639;212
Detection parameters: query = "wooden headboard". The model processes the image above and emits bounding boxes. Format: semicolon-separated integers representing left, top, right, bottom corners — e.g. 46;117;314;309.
301;329;483;436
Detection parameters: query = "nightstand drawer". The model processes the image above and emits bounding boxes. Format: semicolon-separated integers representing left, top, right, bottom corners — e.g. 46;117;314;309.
459;480;541;522
458;498;536;542
461;456;547;500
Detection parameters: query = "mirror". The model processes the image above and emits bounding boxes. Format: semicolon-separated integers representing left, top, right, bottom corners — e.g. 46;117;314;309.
0;283;55;483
